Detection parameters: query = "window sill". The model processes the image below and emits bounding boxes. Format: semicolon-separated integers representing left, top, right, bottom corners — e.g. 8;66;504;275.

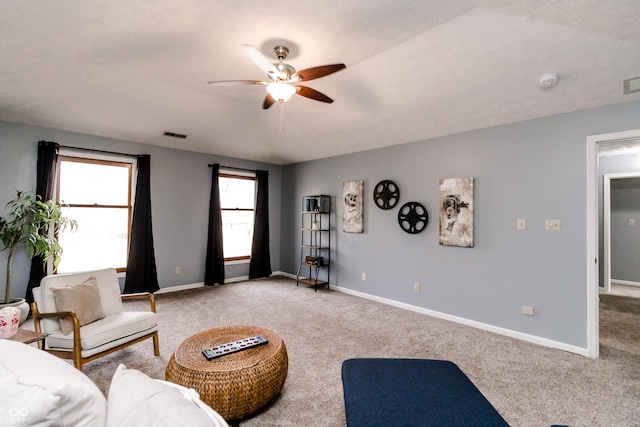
225;259;250;266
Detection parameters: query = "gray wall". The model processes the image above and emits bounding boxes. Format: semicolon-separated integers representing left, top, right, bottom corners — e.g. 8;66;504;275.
282;100;640;349
610;177;640;282
4;99;640;351
0;122;282;299
598;154;640;285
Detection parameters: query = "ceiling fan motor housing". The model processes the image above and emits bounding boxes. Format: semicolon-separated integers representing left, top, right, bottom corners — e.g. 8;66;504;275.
273;45;289;60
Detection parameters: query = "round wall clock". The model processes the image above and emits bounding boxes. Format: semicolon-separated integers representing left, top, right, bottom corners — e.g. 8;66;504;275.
397;202;428;234
373;180;400;210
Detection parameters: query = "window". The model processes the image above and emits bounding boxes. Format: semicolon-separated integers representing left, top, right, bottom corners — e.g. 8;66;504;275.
219;173;255;261
56;155;134;273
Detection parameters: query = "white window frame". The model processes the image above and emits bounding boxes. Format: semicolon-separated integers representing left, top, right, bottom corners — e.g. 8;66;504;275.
54;148;137;274
219;168;256;264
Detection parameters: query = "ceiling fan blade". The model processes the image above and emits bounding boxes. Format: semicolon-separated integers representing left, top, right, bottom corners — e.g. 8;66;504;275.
262;93;276;109
295;64;346;81
243;44;278;77
207;80;267;85
295;85;334;103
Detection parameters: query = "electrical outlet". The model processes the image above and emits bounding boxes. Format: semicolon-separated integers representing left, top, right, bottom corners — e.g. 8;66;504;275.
175;267;181;274
362;273;366;281
545;219;561;231
522;305;534;316
413;283;420;292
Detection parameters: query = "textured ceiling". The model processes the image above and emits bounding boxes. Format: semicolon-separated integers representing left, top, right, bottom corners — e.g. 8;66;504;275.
2;1;640;165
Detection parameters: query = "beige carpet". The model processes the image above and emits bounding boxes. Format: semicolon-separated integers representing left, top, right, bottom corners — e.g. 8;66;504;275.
31;277;640;426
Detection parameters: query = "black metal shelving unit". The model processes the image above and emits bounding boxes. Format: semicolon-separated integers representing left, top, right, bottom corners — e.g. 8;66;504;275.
296;195;330;291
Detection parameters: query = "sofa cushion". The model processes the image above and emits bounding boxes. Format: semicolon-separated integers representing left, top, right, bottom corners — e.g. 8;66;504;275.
107;364;227;427
46;311;157;351
50;276;105;335
0;339;107;427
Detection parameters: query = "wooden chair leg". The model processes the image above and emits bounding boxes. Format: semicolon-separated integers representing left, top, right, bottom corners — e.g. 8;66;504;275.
153;332;160;356
73;352;83;371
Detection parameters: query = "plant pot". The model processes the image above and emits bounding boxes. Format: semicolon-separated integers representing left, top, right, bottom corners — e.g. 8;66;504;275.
0;298;29;326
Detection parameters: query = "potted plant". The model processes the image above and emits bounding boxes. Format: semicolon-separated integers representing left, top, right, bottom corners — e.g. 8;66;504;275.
0;191;77;323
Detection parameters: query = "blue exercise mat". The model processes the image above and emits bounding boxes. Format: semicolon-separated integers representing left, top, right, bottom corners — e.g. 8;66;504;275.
342;358;509;427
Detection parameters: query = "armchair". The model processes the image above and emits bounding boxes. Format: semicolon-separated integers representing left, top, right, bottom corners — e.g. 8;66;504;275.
31;268;159;370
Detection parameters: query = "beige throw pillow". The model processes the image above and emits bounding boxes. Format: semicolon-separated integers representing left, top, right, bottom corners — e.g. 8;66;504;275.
50;276;105;335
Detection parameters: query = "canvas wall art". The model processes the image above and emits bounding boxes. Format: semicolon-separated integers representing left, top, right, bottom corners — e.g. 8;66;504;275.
439;177;474;247
343;180;364;233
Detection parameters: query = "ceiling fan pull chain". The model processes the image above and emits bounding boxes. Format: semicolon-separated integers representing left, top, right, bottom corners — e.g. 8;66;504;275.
279;101;285;136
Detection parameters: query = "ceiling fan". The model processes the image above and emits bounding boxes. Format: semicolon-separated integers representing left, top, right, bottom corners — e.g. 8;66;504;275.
207;45;346;109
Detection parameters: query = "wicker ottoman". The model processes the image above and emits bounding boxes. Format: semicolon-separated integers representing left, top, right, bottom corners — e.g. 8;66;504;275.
165;325;288;421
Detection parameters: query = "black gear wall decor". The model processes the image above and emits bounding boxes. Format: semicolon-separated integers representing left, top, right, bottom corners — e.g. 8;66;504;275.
373;180;400;210
397;202;429;234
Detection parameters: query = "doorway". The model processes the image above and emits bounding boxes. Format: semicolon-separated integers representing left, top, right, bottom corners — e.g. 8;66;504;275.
586;129;640;359
603;173;640;293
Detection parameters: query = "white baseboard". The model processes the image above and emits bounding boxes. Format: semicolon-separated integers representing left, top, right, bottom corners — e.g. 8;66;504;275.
330;284;590;357
155;273;589;357
155;282;205;294
155;273;289;295
611;279;640;287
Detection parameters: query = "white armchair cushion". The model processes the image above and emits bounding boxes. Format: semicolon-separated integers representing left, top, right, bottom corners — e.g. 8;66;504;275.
50;276;105;335
46;312;157;356
106;364;228;427
0;339;107;427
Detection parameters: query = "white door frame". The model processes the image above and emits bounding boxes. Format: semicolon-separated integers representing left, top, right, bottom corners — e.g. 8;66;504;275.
586;129;640;359
603;172;640;293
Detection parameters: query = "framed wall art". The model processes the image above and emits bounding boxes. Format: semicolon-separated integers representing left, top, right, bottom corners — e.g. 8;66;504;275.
343;180;364;233
439;177;474;247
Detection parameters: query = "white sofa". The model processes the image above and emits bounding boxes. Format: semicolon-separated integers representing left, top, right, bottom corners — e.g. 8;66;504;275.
0;339;228;427
31;268;159;370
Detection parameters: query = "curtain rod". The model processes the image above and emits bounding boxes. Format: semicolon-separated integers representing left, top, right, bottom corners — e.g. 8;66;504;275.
208;164;256;173
59;145;138;158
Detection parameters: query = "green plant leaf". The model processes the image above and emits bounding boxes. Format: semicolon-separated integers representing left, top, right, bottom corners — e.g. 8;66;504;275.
1;190;77;303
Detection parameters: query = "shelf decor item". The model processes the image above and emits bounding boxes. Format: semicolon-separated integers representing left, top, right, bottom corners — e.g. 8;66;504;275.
302;195;330;213
343;181;363;233
304;255;323;266
439;177;474;248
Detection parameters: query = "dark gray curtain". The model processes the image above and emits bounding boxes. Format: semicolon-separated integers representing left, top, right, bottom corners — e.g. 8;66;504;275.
26;141;59;303
205;164;225;285
249;170;272;279
124;155;159;294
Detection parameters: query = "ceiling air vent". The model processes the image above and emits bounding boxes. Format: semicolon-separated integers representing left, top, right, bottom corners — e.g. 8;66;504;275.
163;131;187;139
623;77;640;95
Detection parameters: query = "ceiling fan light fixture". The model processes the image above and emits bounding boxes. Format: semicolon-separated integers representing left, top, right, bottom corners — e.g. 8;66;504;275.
266;82;296;102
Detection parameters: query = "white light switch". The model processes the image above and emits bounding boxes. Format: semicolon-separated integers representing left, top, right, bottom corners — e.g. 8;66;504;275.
522;306;534;316
630;219;636;226
545;219;561;231
517;219;526;230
